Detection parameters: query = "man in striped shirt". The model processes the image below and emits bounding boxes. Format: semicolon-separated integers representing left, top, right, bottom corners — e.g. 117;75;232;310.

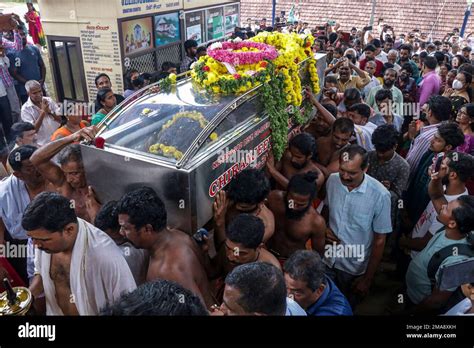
405;96;451;175
0;34;22;124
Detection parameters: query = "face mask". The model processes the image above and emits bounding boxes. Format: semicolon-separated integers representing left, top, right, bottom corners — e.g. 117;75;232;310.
452;79;464;90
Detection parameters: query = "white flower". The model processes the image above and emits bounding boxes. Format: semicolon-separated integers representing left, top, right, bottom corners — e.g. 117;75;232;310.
209;42;223;50
233;37;243;43
190;62;197;70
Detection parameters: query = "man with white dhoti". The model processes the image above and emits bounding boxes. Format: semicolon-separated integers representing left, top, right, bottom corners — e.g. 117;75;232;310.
23;192;136;315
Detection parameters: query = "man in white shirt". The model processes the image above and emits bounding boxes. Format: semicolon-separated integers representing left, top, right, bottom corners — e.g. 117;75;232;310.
21;80;61;147
346;103;377;151
361;60;380;99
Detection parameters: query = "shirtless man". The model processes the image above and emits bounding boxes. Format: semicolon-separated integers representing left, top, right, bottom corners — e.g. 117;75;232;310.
206;214;281;303
266;172;326;266
24;192;135;315
214;168;274;245
305;102;338;140
314;118;354;173
30;127;100;222
117;187;215;308
266;132;326;191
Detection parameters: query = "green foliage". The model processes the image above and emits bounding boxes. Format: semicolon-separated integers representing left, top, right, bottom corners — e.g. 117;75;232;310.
260;62;289;161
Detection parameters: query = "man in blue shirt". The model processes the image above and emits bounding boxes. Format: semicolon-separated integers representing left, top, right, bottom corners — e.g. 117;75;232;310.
323;144;392;307
284;250;352;316
8;28;46;103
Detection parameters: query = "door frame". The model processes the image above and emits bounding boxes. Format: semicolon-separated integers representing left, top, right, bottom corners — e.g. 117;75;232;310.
47;35;88;102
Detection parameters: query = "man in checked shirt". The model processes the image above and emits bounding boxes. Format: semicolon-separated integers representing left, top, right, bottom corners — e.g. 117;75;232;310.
0;25;22;124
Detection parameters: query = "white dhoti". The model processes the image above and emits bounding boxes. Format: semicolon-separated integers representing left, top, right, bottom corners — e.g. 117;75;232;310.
35;218;137;315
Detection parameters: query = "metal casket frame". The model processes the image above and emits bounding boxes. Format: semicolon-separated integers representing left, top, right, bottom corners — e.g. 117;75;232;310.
81;54;326;234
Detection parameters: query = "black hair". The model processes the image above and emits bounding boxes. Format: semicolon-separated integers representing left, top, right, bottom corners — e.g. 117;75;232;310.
339;144;369;169
321;103;338;117
419;51;428;61
462;46;472;52
95;73;110;87
224;262;287;315
446;152;474;183
226;214;264;249
371;39;381;48
364;44;376;52
96;88;113;106
454;54;467;66
8;145;37;172
184;39;198;51
459;71;473;85
334;47;344;55
427;95;452;122
125;69;139;90
287;171;318;200
226;169;270;205
347;103;371;119
283;250;325;292
423;56;438;70
384;37;394;44
329;32;338;44
161;61;176;72
452;195;474;236
57;144;83;166
333;117;355;134
401;62;414;75
289;132;317;160
439;62;452;71
343;88;361;103
433;51;446;65
325;75;338;85
22;192;77;232
100;279;209;316
10;122;35;142
117;187;167;232
375;88;393;102
458;63;474;77
371;124;399;152
383;63;395;74
94;201;120;233
437;122;466;149
460;103;474;131
196;46;207;55
399;44;412;53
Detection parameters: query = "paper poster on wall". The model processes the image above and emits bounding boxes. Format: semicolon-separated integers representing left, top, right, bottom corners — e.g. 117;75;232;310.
224;4;239;34
185;11;204;44
121;17;154;55
154;12;181;46
206;7;224;41
80;20;124;98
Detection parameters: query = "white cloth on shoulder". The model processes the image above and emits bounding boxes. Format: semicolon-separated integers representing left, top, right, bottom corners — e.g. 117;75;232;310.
35;218;137;315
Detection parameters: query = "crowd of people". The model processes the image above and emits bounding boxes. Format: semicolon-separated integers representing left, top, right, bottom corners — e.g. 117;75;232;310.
0;9;474;317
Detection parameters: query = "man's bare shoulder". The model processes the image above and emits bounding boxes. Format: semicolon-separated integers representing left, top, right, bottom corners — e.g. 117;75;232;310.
259;249;282;270
310;209;326;230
